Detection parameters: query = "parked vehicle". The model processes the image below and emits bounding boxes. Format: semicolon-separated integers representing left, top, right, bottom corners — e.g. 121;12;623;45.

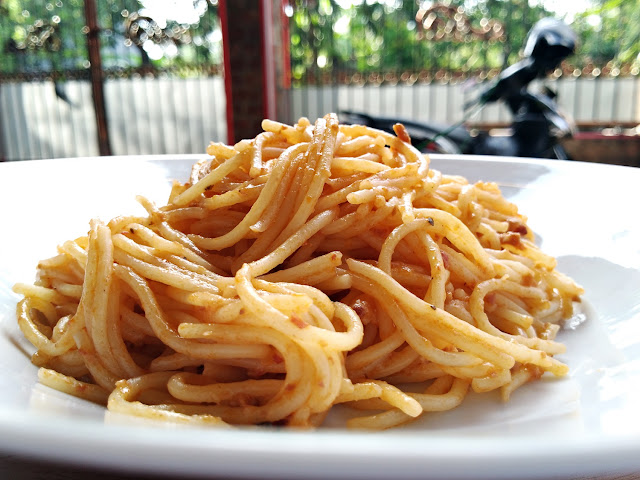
340;17;578;159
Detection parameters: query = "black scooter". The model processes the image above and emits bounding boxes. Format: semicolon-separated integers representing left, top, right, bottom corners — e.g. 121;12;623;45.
340;18;578;159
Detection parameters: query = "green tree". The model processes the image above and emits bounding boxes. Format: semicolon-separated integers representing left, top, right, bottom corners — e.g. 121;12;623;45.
0;0;88;74
572;0;640;68
287;0;558;84
0;0;221;76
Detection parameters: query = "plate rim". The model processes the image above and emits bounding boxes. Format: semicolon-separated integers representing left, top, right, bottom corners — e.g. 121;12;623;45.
1;154;640;479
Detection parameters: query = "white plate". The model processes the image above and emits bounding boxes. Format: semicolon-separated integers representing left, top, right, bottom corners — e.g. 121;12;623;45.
1;154;639;479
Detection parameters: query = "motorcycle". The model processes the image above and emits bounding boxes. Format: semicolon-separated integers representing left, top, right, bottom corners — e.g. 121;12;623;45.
340;17;578;159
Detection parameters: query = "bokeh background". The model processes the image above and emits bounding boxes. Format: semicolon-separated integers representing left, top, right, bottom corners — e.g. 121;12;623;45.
0;0;638;164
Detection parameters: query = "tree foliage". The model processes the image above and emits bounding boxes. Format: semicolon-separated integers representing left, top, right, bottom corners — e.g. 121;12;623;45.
0;0;220;76
0;0;88;73
571;0;640;67
1;0;639;80
287;0;640;83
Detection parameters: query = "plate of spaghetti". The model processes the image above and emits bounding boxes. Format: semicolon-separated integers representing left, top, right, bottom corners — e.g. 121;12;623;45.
1;114;639;479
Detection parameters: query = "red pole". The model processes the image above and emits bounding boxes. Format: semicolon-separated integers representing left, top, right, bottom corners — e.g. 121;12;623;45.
261;0;276;121
218;0;235;146
281;1;292;91
219;0;276;143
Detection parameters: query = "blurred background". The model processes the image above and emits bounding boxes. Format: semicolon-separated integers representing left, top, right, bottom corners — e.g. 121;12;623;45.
0;0;638;165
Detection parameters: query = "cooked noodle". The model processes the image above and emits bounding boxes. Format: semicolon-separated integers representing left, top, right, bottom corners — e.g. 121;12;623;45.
14;113;583;429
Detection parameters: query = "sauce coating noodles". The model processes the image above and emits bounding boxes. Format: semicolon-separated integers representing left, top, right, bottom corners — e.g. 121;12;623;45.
14;114;583;429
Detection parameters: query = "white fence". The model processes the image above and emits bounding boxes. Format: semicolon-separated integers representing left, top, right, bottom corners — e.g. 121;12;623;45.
287;77;640;127
0;76;227;161
2;75;639;161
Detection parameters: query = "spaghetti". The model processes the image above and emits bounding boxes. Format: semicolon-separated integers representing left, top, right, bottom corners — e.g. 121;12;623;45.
14;113;583;429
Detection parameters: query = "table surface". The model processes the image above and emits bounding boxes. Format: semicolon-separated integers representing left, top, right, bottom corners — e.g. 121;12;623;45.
1;454;639;480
